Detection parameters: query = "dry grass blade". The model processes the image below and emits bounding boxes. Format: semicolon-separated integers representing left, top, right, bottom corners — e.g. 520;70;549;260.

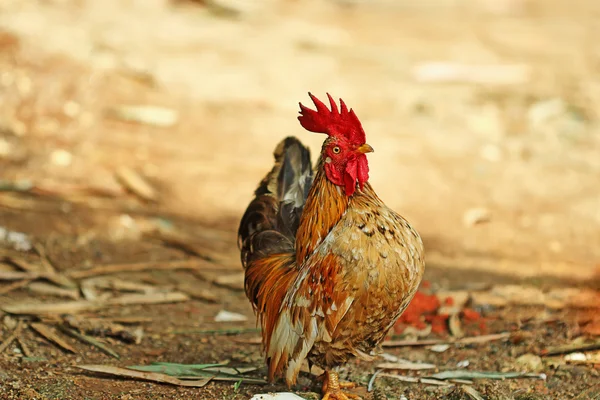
0;279;33;294
16;336;32;357
92;317;153;325
382;332;510;348
82;277;158;294
0;271;41;281
145;229;237;266
63;315;143;344
377;372;451;387
107;292;189;306
458;332;511;344
33;244;78;289
5;255;77;289
176;284;218;303
77;365;211;387
145;229;212;260
107;105;179;128
428;370;546;380
30;323;77;353
171;327;260;335
115;167;157;202
542;339;600;356
233;336;262;345
60;327;120;359
0;194;48;211
126;362;267;384
0;320;24;354
68;260;210;279
2;292;189;315
376;361;436;370
28;282;80;299
462;385;485;400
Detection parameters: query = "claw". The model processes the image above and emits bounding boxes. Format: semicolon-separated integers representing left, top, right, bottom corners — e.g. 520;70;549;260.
322;392;361;400
320;371;362;400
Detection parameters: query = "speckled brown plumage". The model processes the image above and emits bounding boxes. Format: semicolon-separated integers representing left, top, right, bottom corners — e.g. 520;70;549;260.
238;94;425;399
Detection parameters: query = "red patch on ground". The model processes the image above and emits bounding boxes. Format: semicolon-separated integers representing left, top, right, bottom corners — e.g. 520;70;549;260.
393;282;489;336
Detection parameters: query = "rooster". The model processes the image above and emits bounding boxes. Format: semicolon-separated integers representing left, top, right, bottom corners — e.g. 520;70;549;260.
238;93;425;399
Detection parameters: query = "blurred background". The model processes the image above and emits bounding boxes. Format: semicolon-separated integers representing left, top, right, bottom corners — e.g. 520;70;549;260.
1;0;599;398
2;0;599;280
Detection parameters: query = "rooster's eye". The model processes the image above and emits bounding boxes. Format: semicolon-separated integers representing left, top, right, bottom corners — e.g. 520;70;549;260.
332;146;341;154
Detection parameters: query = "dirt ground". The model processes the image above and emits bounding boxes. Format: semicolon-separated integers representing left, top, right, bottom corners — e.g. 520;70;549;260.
1;0;600;399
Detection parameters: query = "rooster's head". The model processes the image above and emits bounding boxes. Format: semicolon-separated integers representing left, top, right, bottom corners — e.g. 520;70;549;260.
297;92;373;196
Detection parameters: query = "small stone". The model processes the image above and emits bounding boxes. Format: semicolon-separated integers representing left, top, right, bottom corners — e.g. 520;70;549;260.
214;310;247;322
528;98;566;129
564;352;587;362
0;138;12;157
479;144;502;162
10;119;27;136
429;344;450;353
463;207;490;226
515;353;543;372
50;149;72;167
549;241;562;253
63;101;81;118
250;393;306;400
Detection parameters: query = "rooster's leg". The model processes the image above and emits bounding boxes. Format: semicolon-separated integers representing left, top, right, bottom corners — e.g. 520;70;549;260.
321;370;361;400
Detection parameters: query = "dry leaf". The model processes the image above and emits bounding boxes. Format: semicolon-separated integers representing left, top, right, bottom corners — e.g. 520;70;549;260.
77;365;210;387
30;323;77;353
115;167;157;202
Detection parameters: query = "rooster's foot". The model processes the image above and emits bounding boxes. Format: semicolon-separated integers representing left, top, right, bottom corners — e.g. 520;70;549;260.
322;391;361;400
320;371;361;400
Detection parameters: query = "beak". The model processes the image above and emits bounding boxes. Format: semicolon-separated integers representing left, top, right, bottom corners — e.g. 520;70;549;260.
357;143;374;154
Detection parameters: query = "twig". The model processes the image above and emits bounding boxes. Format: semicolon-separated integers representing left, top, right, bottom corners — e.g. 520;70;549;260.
2;291;190;315
28;282;80;299
81;277;158;294
176;285;218;303
377;372;452;387
33;244;77;289
171;327;260;335
68;260;211;279
382;332;511;348
115;167;158;202
63;314;143;344
368;369;383;392
232;336;262;345
0;320;24;354
16;336;32;357
30;323;77;353
144;229;212;261
462;385;485;400
87;317;153;325
60;326;120;359
0;279;33;294
4;256;76;289
542;339;600;356
0;271;41;281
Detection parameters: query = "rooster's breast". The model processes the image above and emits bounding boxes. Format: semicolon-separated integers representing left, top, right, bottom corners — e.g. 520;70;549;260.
308;200;425;368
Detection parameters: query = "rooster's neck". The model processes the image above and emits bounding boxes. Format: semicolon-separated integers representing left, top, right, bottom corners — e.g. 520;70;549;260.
295;160;350;265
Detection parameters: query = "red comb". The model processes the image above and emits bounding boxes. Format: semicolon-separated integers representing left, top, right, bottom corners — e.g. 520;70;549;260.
298;93;366;145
